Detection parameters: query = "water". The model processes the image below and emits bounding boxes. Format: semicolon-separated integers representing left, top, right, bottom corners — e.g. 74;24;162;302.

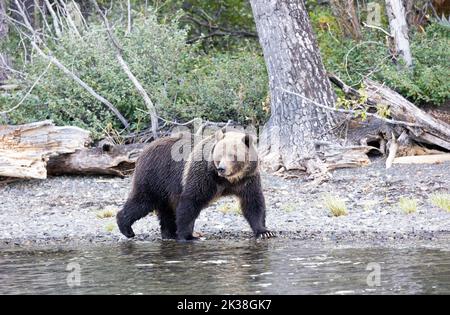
1;240;449;295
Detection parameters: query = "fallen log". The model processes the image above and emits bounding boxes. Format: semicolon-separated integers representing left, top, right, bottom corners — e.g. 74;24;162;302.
393;154;450;165
328;75;450;169
0;120;91;179
47;143;146;177
364;79;450;151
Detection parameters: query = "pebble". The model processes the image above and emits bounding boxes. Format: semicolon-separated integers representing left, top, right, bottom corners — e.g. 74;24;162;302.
0;159;449;247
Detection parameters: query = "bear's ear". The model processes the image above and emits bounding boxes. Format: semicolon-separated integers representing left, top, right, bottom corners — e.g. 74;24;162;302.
215;129;225;141
243;134;253;147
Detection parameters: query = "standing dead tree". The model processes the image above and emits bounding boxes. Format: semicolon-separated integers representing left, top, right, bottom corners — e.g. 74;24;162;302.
0;0;9;82
385;0;413;67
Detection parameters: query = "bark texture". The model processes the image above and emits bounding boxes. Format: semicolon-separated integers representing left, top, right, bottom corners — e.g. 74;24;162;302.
250;0;338;171
0;0;9;82
330;0;362;40
47;143;146;177
0;120;91;179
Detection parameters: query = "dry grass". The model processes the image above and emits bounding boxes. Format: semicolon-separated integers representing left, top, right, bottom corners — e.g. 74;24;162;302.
96;208;117;219
430;193;450;212
323;194;348;217
105;222;116;233
398;197;418;214
281;202;297;213
218;202;241;215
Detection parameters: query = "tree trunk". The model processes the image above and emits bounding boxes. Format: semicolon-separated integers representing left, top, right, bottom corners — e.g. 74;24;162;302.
330;0;362;40
250;0;341;172
0;0;9;82
385;0;413;67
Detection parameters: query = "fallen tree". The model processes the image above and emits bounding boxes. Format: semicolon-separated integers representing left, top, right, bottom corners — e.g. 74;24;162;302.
0;120;91;179
47;143;146;177
365;79;450;151
329;75;450;169
1;76;449;181
0;120;147;180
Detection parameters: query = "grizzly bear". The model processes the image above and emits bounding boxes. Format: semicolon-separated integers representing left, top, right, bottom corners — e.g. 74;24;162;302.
116;128;275;241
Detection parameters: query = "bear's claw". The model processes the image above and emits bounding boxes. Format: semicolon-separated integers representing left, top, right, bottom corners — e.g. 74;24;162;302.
257;231;276;239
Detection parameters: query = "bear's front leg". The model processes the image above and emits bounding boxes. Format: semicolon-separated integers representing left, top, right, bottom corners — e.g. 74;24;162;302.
175;197;206;241
238;176;276;239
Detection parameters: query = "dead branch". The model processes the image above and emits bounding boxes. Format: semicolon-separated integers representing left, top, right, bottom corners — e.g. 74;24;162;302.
385;132;398;168
278;86;422;128
11;0;129;129
0;61;51;115
126;0;132;34
93;0;159;139
44;0;62;37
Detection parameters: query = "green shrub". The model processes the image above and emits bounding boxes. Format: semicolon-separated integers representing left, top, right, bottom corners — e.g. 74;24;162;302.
310;6;450;107
173;52;268;125
0;11;268;138
376;24;450;105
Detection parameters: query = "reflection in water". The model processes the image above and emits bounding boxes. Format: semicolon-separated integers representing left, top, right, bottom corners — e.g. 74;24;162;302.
0;240;449;294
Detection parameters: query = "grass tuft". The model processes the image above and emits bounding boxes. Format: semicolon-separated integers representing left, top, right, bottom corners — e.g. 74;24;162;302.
105;223;116;233
96;208;117;219
323;195;348;217
398;197;418;214
430;193;450;212
218;202;242;215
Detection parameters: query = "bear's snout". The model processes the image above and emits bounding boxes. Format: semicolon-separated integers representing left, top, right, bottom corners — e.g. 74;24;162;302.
217;165;226;175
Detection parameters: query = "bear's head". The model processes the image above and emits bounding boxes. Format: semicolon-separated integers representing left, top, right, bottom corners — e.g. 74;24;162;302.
211;129;258;183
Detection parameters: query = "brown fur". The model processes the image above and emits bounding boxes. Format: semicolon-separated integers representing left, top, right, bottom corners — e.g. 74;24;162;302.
116;129;274;241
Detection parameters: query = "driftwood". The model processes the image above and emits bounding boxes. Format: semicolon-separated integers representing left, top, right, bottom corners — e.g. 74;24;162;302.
47;143;146;177
393;154;450;164
0;120;149;179
0;120;91;179
364;79;450;151
329;74;450;169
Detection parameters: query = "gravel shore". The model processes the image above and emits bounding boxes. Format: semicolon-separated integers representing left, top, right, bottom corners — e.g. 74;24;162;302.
1;159;449;247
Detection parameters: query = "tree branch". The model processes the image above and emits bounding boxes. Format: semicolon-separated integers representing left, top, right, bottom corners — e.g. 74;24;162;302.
277;86;423;128
92;0;159;139
0;61;51;115
11;0;129;129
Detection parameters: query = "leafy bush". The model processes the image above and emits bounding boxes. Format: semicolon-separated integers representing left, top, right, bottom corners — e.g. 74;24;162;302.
1;4;447;140
309;6;450;107
377;24;450;105
173;52;268;125
0;11;268;138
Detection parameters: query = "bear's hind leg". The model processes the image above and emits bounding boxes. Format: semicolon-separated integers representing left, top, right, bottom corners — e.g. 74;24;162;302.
117;196;155;238
158;209;177;240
